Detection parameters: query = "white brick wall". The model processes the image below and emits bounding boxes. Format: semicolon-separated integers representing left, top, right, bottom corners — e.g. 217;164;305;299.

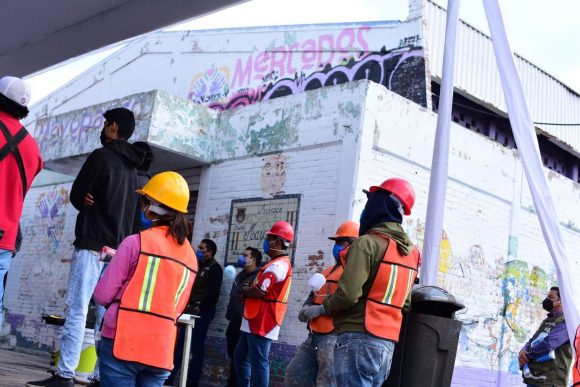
5;182;77;349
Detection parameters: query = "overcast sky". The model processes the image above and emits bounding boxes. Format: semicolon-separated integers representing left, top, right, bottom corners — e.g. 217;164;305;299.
25;0;580;105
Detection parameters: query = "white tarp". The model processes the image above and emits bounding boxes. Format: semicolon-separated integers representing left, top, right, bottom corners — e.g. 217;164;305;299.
483;0;580;346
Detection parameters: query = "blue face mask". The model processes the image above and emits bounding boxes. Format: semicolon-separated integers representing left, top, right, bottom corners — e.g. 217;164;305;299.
140;210;153;230
332;244;345;261
196;250;205;262
237;255;247;268
263;239;270;254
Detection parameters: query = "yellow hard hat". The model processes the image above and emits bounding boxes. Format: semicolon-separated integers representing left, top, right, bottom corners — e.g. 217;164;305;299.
136;171;189;213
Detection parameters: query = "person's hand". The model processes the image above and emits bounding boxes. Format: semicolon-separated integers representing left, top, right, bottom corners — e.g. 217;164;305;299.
299;305;326;322
84;193;94;206
518;349;529;367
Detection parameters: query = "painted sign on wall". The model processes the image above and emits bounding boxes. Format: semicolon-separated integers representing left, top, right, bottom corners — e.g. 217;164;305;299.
225;195;300;266
185;22;427;109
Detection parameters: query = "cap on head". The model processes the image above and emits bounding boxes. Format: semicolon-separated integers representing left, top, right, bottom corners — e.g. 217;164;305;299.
136;171;189;213
369;178;415;215
0;76;31;107
103;107;136;140
265;221;294;243
329;221;359;240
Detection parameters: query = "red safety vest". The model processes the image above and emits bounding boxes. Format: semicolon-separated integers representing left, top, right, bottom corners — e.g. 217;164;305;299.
243;256;293;336
364;232;420;341
573;324;580;386
309;263;343;334
113;226;197;370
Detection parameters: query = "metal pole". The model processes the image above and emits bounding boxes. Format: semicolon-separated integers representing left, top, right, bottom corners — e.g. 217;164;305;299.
421;0;461;285
178;314;196;387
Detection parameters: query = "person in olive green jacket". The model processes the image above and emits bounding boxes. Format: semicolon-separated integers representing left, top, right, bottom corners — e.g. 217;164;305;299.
300;178;420;387
519;286;572;387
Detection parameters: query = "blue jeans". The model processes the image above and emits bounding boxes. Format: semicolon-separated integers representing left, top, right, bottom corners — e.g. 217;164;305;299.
334;332;395;387
57;248;103;379
0;249;12;329
167;308;215;384
234;331;272;387
98;338;170;387
285;333;337;386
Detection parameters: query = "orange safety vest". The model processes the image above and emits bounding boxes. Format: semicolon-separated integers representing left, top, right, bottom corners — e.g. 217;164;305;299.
113;226;198;370
243;255;293;335
573;324;580;386
364;232;420;341
309;263;343;334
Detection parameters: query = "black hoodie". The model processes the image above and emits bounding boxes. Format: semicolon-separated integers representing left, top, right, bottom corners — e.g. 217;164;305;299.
70;140;144;251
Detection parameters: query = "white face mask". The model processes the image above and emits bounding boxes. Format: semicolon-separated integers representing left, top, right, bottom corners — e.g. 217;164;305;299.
244;258;254;267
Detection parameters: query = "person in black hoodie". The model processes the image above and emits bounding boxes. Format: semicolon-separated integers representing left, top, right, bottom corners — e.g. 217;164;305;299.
28;108;144;387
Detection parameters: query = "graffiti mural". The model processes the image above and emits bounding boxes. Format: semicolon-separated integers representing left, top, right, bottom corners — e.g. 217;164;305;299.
37;187;69;252
186;25;427;110
402;217;557;383
205;47;426;111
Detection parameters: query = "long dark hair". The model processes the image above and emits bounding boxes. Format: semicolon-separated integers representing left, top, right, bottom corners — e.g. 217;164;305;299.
157;212;192;245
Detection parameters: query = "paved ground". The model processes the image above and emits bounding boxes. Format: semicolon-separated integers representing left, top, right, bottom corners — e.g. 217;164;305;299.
0;348;86;387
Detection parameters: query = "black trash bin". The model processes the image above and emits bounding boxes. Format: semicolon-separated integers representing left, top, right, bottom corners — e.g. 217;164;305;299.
384;286;465;387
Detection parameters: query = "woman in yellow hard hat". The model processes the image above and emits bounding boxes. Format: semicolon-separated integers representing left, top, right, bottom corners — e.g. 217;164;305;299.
93;171;198;386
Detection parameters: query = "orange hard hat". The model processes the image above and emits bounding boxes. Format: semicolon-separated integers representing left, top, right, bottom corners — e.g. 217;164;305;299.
329;221;359;240
369;178;415;215
265;221;294;243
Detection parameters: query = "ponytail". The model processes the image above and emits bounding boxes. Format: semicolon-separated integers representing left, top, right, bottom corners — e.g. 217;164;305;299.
156;212;192;245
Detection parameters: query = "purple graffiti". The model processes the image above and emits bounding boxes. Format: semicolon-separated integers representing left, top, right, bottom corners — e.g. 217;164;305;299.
208;47;426;110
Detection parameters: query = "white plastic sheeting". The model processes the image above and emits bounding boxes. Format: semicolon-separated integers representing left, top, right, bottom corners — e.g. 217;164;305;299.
482;0;580;346
421;0;460;286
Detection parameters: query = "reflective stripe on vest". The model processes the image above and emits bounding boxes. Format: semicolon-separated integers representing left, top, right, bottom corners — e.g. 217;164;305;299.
113;227;197;370
243;256;293;334
573;324;580;386
364;232;420;341
309;262;344;334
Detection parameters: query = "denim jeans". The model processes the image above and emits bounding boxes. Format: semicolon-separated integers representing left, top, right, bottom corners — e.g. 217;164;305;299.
166;308;215;385
285;333;337;386
234;331;272;387
98;338;170;387
0;249;12;329
57;248;103;379
334;332;395;387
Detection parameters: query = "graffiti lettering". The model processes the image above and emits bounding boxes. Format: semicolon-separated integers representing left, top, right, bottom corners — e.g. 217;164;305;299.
210;47;426;110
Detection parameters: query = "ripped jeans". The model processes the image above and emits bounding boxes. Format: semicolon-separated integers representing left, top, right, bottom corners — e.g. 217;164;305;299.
285;333;337;386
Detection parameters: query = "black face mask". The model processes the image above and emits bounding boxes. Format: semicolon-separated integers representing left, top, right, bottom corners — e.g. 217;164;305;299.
100;130;109;146
542;298;554;312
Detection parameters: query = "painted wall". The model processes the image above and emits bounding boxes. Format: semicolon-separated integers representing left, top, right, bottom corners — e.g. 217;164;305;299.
358;82;580;386
4;182;77;350
25;19;427;130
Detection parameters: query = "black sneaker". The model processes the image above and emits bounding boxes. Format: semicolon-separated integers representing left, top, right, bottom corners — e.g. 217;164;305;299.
86;378;100;387
26;373;74;387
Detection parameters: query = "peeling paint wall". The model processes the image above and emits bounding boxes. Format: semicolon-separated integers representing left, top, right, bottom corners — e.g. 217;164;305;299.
26;20;427;128
4;182;77;350
358;82;580;386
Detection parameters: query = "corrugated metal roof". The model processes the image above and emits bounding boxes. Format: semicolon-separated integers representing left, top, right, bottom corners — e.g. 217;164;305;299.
425;0;580;152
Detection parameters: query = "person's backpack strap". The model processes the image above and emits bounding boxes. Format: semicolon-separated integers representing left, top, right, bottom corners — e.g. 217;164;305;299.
0;120;30;197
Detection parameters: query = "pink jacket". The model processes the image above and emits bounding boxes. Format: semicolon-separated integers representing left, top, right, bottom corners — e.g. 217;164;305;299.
93;234;140;339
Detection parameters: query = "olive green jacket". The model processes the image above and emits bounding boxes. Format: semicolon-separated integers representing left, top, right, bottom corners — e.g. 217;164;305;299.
323;222;414;335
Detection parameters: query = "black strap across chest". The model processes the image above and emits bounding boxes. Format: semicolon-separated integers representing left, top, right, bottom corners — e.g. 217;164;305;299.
0;120;29;197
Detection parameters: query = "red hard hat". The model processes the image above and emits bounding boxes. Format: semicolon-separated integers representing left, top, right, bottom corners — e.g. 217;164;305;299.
369;178;415;215
265;221;295;242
